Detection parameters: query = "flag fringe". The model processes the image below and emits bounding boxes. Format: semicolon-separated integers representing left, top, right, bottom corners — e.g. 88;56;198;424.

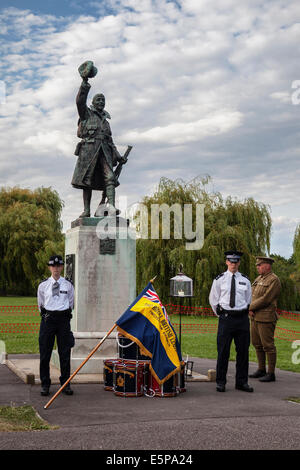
149;363;181;386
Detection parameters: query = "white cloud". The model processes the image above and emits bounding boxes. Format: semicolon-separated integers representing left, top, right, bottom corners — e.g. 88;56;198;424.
121;110;243;144
273;216;300;230
24;131;75;156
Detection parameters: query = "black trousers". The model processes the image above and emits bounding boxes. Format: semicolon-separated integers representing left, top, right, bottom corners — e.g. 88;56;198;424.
39;312;74;388
216;313;250;386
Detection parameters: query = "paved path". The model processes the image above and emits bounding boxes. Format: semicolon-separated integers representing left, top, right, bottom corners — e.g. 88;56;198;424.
0;356;300;451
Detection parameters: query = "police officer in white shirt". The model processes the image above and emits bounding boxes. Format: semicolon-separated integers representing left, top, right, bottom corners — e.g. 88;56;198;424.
209;250;253;393
37;255;74;396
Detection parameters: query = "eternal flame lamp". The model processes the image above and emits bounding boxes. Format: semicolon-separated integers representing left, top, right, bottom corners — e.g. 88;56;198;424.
170;264;193;348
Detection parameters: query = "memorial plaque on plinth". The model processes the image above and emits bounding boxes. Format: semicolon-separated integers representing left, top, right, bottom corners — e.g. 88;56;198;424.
51;216;136;374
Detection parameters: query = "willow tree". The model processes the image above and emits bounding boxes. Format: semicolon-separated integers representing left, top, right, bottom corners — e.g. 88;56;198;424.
0;187;64;295
290;224;300;307
293;224;300;269
136;176;272;307
270;254;299;310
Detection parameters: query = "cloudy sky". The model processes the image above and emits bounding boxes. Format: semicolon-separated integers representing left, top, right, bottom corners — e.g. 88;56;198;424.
0;0;300;257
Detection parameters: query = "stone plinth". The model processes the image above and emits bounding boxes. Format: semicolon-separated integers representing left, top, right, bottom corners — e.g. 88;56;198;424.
51;216;136;375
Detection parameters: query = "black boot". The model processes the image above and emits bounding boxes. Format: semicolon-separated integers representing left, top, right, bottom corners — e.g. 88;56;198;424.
235;383;254;392
62;384;74;395
40;386;50;396
249;369;266;378
216;383;226;392
259;373;276;382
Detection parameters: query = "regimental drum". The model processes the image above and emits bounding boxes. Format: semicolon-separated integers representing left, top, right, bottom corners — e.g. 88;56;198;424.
114;360;150;397
103;359;122;391
177;361;186;393
117;334;150;361
146;371;178;398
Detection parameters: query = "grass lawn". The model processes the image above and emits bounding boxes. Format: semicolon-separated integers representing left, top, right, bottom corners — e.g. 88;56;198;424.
0;297;300;373
0;405;57;432
286;397;300;404
0;296;39;354
0;297;38;306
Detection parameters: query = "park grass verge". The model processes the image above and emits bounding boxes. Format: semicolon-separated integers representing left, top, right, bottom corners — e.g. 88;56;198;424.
0;405;58;432
285;397;300;404
0;296;40;353
0;297;37;306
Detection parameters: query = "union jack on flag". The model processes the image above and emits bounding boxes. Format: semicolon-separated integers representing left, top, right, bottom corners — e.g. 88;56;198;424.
143;286;169;322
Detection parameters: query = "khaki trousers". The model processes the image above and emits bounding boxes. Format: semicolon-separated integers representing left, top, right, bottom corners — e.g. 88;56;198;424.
250;320;277;373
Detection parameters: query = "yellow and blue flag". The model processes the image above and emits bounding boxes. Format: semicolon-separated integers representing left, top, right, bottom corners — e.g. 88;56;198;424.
116;282;182;385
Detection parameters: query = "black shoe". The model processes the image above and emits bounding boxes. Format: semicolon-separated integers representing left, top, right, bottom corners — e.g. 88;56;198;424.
216;383;226;392
235;383;254;392
249;369;266;378
40;386;50;396
259;373;275;382
62;384;73;395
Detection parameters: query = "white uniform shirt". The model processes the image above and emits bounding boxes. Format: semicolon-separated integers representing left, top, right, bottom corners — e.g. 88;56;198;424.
37;276;74;312
209;270;252;316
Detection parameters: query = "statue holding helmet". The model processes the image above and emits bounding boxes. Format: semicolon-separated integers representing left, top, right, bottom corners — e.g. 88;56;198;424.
71;61;131;217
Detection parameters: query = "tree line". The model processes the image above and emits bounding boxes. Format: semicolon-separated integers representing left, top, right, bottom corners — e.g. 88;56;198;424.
0;181;299;310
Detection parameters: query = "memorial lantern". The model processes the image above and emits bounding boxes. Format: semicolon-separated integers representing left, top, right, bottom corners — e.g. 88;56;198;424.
170;265;193;347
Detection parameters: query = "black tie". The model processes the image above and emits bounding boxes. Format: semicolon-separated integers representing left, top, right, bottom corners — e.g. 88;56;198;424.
230;274;236;308
52;281;60;297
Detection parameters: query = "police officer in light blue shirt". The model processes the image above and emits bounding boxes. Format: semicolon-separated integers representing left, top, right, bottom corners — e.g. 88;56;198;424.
37;255;74;396
209;250;254;393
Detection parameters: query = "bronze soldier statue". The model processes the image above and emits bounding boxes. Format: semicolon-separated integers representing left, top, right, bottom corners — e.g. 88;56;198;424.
71;61;130;217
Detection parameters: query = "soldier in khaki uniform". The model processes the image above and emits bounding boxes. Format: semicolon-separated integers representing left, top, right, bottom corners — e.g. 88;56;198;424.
249;256;281;382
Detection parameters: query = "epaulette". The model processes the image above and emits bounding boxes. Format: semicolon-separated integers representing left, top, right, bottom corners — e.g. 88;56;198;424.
40;278;48;283
65;277;74;286
241;273;249;280
215;272;225;280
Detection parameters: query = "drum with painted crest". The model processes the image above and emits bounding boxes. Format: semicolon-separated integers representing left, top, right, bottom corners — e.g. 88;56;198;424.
114;360;150;397
103;359;122;391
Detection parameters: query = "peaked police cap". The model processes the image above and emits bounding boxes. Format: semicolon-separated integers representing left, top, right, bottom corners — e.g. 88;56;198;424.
48;255;64;266
224;250;243;263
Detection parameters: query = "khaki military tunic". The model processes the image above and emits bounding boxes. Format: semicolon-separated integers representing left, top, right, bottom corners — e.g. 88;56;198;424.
250;272;281;322
250;271;281;370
